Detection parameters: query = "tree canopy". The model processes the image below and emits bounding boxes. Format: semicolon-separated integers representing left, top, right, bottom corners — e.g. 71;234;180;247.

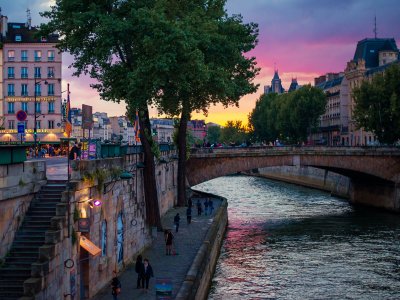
249;85;326;143
353;64;400;144
220;120;249;145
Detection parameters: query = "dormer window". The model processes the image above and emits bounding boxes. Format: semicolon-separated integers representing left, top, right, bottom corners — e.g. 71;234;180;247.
15;35;22;42
41;36;47;42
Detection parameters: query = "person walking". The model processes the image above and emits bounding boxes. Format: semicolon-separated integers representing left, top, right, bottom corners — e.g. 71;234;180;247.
111;272;121;300
165;230;173;255
69;142;79;160
204;199;209;216
209;199;214;215
197;199;202;216
135;255;144;289
186;207;192;224
188;198;192;208
143;258;154;292
174;213;180;233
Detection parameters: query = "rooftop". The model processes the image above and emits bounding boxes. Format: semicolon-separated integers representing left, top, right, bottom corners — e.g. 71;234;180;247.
353;38;399;69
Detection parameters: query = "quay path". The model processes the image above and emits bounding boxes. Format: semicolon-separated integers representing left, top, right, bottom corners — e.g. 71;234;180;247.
94;199;221;300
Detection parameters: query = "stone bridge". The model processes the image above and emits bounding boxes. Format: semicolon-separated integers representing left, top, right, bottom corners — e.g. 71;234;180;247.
186;147;400;212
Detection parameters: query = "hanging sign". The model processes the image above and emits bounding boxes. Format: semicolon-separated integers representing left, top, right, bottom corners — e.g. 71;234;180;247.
79;236;101;256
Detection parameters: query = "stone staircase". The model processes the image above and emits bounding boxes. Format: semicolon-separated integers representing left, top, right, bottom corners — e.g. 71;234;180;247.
0;181;66;300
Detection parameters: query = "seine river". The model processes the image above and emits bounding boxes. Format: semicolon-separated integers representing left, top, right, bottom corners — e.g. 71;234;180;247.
194;175;400;300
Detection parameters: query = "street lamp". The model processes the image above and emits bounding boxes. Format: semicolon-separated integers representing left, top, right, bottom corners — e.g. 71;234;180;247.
34;79;48;157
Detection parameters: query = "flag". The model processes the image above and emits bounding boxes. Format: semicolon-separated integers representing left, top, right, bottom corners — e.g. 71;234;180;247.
133;110;140;143
65;84;72;137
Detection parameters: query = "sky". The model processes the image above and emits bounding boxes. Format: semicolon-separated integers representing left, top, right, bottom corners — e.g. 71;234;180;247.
1;0;400;125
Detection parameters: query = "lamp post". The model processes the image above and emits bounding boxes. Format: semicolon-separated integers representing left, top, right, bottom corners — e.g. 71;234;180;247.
33;79;48;157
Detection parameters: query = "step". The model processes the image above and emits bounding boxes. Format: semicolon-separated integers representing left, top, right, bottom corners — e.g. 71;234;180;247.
17;229;47;235
0;290;24;300
12;240;44;247
23;215;55;221
0;267;31;276
4;256;37;263
7;252;38;259
0;279;25;287
22;219;52;225
25;211;56;217
2;261;34;268
31;202;58;207
29;206;57;212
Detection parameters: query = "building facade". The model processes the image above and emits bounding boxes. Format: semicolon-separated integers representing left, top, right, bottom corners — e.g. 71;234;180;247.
0;12;63;143
344;38;399;146
150;118;175;143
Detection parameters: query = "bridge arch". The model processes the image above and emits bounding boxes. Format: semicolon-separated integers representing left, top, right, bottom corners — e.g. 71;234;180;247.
186;147;400;212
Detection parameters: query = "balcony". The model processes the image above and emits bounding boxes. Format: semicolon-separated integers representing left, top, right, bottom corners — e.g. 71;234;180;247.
21;57;28;62
21;74;28;79
48;57;54;62
48;110;55;114
8;74;15;79
34;57;41;62
8;57;15;62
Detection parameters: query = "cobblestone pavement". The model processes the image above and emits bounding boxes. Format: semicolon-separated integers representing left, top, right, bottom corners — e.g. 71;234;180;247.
94;198;221;300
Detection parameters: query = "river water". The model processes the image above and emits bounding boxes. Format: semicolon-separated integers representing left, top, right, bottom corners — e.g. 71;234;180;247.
194;175;400;300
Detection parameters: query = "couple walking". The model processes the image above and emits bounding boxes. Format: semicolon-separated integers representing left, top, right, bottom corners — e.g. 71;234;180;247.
135;255;154;292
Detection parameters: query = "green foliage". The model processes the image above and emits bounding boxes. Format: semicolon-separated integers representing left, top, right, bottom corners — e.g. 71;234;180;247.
249;85;327;143
207;126;221;145
18;178;26;187
82;172;95;185
220;121;249;145
353;64;400;144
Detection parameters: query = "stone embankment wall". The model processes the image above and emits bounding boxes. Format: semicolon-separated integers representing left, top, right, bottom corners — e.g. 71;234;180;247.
255;166;351;198
0;160;46;258
31;152;178;300
176;191;228;300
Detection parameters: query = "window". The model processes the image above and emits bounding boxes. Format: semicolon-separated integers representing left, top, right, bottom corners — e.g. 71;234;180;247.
34;67;41;78
47;50;55;61
21;102;28;113
21;50;28;61
36;120;41;129
8;67;15;78
8;50;15;61
47;67;55;78
48;101;55;113
8;120;15;129
35;102;41;113
8;84;15;96
21;67;28;78
34;50;42;61
48;84;55;96
21;84;28;96
8;102;15;114
15;35;22;42
48;120;55;129
35;84;41;96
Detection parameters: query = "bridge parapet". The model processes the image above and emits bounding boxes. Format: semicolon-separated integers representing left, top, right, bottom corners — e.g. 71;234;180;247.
190;146;400;158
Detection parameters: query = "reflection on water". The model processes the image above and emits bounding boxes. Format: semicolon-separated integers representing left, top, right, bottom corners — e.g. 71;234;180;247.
194;176;400;300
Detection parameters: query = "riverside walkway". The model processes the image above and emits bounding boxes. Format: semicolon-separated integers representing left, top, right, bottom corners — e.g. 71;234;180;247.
94;198;222;300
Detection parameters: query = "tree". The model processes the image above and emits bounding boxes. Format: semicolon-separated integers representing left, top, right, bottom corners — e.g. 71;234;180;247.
220;120;248;145
249;85;326;143
353;64;400;144
151;1;259;206
207;126;221;145
40;0;167;229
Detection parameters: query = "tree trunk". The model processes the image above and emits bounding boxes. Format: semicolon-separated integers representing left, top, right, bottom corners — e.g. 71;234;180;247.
177;106;190;207
139;107;162;230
